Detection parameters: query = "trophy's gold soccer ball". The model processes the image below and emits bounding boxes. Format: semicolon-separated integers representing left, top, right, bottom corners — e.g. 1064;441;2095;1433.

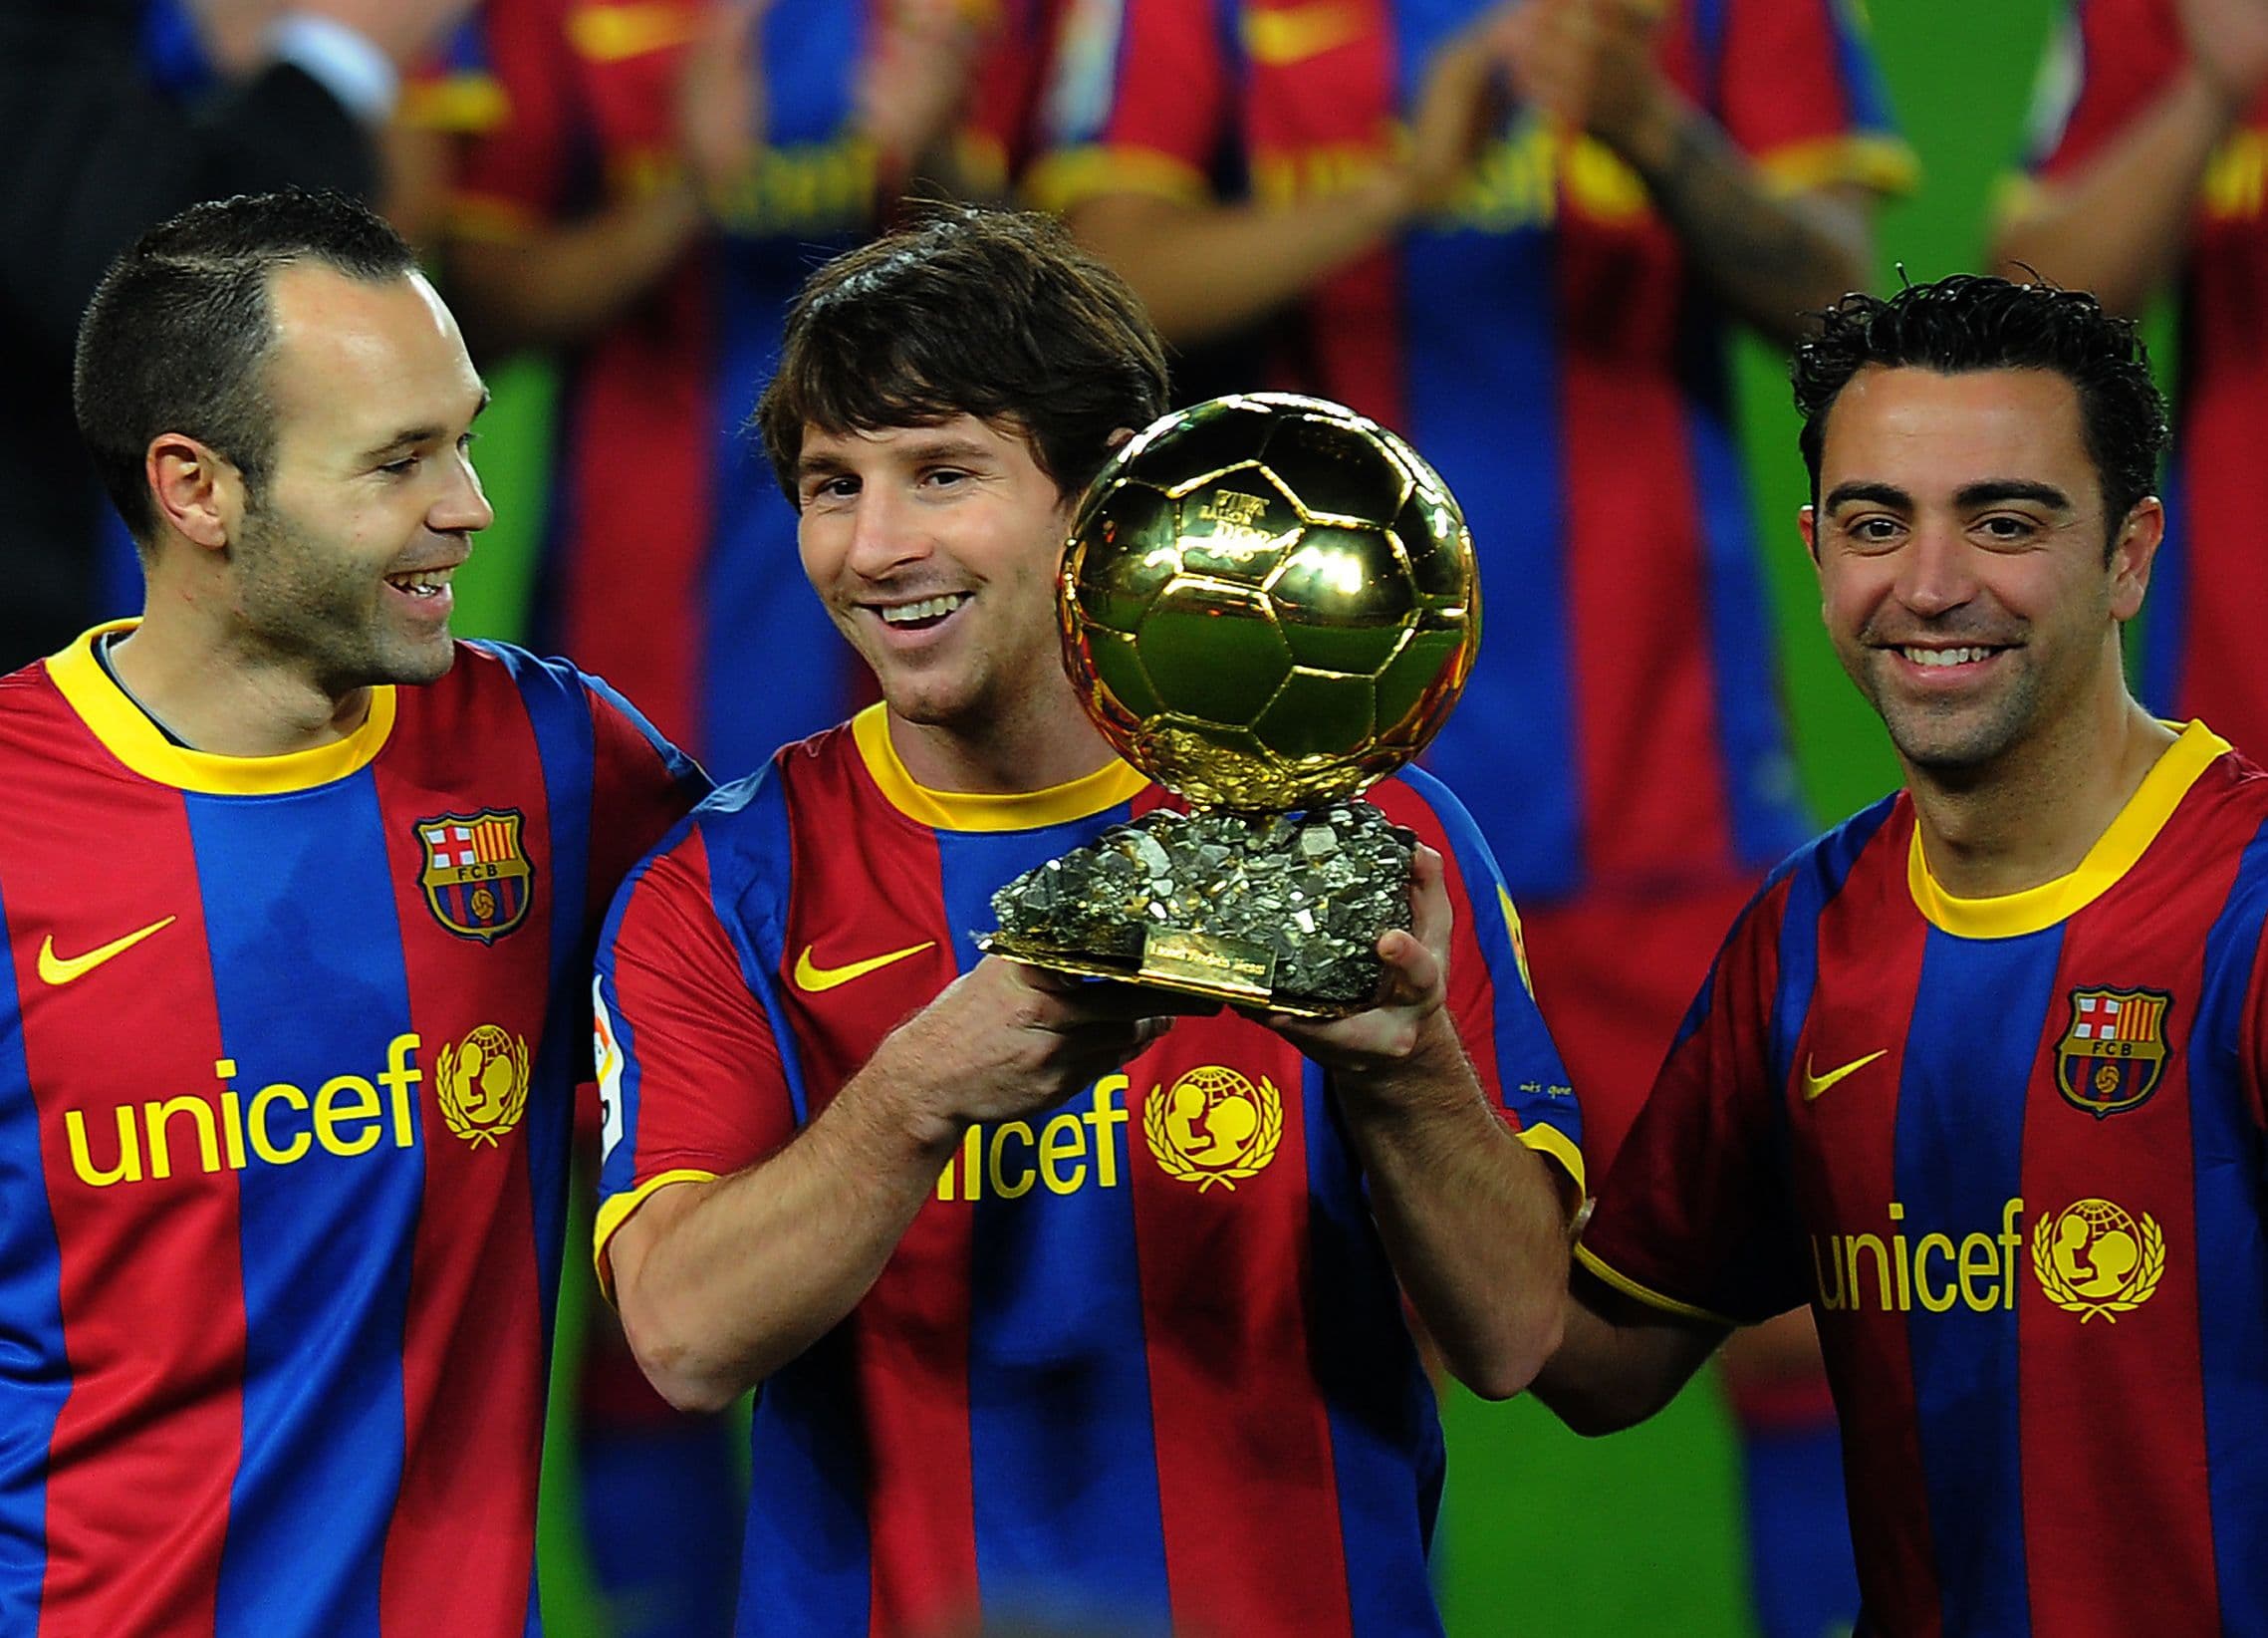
1060;394;1479;811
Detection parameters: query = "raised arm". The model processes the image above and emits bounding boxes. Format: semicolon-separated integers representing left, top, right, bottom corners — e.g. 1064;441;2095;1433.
1499;0;1874;345
1058;4;1519;346
1992;0;2268;315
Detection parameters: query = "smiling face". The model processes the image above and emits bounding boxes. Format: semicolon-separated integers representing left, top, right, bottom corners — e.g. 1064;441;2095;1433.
793;413;1079;742
226;264;492;691
1800;365;2160;778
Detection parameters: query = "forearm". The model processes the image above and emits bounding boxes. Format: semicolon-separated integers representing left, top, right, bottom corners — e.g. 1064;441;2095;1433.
611;1071;957;1413
1992;66;2230;315
1528;1270;1727;1435
1615;96;1873;346
1337;1016;1576;1401
1066;182;1413;347
443;184;703;355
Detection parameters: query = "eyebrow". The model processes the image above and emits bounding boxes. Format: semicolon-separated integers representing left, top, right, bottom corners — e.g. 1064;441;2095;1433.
1822;477;2076;514
795;432;998;483
1822;480;1910;513
356;387;492;464
1952;479;2072;512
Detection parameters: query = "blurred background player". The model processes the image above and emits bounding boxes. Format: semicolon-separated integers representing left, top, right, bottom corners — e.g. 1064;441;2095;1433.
0;0;478;675
1993;0;2268;761
426;0;1064;779
0;187;703;1636
1031;5;1907;1633
594;207;1584;1637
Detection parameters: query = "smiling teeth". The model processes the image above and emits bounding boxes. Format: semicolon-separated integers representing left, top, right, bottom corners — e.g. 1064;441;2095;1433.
880;595;968;626
1903;647;1992;667
386;567;455;597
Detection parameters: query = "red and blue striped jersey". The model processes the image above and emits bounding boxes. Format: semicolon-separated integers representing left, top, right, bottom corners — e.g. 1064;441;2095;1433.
1031;0;1913;902
0;625;702;1636
594;706;1583;1637
2019;0;2268;764
1579;721;2268;1637
444;0;1064;781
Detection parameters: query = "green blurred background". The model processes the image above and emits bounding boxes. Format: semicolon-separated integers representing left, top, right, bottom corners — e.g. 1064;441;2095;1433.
448;2;2075;1629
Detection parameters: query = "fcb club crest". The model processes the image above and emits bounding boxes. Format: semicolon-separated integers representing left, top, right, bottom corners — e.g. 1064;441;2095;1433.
415;810;533;943
2055;986;2172;1119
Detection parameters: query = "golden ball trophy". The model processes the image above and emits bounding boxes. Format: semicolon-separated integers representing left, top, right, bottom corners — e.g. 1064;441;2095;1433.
982;393;1480;1016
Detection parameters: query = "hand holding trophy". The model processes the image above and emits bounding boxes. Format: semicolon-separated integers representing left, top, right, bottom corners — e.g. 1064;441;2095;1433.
982;393;1480;1016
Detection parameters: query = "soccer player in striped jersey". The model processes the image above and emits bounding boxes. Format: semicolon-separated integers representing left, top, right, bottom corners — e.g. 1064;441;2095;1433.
1992;0;2268;766
0;189;705;1636
1536;275;2268;1636
594;206;1584;1637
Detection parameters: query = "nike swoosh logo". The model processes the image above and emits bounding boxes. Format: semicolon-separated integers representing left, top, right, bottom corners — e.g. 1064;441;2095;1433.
1244;2;1369;66
39;917;178;986
793;941;935;993
568;2;700;63
1802;1049;1887;1102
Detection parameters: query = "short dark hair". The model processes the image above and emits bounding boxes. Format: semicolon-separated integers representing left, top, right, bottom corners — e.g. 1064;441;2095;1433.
1792;274;2170;542
756;206;1170;503
73;189;418;543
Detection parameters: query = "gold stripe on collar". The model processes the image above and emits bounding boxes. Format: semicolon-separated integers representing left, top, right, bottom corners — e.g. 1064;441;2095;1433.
49;621;396;795
1908;720;2230;939
851;705;1147;832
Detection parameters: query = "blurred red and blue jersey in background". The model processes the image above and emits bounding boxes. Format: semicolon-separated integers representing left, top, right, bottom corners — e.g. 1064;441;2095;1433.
2017;0;2268;764
593;710;1583;1637
442;0;1068;782
1580;721;2268;1636
0;628;701;1636
1032;0;1912;906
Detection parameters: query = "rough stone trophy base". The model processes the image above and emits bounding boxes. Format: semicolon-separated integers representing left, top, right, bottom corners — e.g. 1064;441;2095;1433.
980;801;1416;1018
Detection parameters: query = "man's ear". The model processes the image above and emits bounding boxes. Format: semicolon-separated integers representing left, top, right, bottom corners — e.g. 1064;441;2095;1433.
1106;425;1136;453
146;434;242;552
2108;495;2164;623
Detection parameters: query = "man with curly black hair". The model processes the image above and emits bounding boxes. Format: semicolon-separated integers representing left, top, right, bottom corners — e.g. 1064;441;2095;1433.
1536;273;2268;1637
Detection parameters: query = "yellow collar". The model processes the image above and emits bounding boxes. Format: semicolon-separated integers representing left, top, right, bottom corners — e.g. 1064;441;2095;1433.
1907;719;2229;938
49;620;396;795
851;704;1147;832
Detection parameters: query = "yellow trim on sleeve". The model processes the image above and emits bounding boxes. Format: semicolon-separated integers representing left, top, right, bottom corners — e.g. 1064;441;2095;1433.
1517;1120;1586;1202
852;704;1150;832
1909;720;2229;940
593;1169;719;1301
48;622;396;795
1987;171;2047;230
1573;1243;1740;1328
444;193;544;246
400;75;509;135
1756;134;1919;198
1023;145;1212;214
567;1;701;63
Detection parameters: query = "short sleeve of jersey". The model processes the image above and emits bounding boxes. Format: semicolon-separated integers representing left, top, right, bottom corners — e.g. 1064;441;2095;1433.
2022;0;2185;178
1024;0;1228;211
446;0;584;236
1372;769;1586;1199
1575;879;1809;1326
400;19;510;137
592;806;793;1290
1716;0;1915;194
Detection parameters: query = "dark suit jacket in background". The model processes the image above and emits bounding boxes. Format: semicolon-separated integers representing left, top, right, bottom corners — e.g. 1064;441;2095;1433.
0;0;379;671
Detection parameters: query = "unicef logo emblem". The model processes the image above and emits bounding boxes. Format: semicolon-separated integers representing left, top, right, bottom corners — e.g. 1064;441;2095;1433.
435;1024;531;1149
2029;1198;2164;1323
1142;1065;1282;1193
